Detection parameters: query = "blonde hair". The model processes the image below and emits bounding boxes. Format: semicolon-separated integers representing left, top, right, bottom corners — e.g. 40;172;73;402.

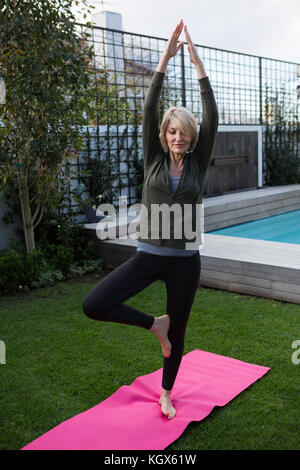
159;106;199;153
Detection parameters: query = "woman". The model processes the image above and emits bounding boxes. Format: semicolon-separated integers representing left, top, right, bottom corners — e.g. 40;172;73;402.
82;20;218;419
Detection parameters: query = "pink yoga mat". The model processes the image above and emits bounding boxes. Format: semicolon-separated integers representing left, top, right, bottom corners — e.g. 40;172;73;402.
21;349;270;450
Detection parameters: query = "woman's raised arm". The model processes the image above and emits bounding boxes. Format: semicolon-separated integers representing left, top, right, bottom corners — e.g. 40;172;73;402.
142;20;185;173
156;20;184;73
184;26;207;79
184;26;219;174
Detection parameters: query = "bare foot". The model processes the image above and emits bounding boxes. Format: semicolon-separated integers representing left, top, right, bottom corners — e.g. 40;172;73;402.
159;390;176;419
150;315;172;358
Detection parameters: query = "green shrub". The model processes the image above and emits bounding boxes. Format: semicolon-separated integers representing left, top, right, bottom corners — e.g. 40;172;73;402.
0;247;45;292
0;236;103;294
50;244;74;276
36;220;98;263
30;267;65;289
0;250;24;291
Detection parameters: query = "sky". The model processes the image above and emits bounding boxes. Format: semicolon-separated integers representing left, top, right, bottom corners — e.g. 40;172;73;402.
73;0;300;64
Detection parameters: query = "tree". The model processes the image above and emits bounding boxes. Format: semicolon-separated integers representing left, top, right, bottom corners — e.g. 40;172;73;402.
0;0;97;252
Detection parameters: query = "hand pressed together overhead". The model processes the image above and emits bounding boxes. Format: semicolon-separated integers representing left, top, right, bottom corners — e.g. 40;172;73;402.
157;20;207;79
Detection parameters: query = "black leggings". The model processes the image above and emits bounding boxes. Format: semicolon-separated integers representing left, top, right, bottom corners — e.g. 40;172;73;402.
82;251;201;391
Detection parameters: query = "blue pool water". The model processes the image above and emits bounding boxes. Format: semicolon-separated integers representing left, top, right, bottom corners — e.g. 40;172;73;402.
208;209;300;245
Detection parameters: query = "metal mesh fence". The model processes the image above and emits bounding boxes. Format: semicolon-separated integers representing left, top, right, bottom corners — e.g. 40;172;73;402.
70;23;300;213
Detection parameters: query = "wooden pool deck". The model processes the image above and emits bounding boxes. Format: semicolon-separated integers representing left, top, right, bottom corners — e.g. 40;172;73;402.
85;185;300;305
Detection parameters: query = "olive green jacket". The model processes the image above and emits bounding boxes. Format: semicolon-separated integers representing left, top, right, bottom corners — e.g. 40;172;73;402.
136;71;218;249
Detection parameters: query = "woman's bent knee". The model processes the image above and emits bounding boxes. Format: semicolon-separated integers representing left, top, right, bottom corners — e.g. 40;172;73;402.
82;296;104;320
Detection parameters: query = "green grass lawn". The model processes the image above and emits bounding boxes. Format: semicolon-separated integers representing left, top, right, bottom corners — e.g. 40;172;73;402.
1;270;300;450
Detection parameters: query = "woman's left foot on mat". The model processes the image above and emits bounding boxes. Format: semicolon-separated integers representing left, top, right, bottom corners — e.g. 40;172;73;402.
159;389;176;419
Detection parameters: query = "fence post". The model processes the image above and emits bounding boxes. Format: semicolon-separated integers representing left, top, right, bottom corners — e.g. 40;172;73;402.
181;46;186;107
259;57;263;125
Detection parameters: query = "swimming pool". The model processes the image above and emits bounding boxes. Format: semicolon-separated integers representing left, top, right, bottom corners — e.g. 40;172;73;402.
207;209;300;245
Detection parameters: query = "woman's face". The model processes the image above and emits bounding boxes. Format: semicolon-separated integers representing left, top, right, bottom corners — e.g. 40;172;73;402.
165;121;192;155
